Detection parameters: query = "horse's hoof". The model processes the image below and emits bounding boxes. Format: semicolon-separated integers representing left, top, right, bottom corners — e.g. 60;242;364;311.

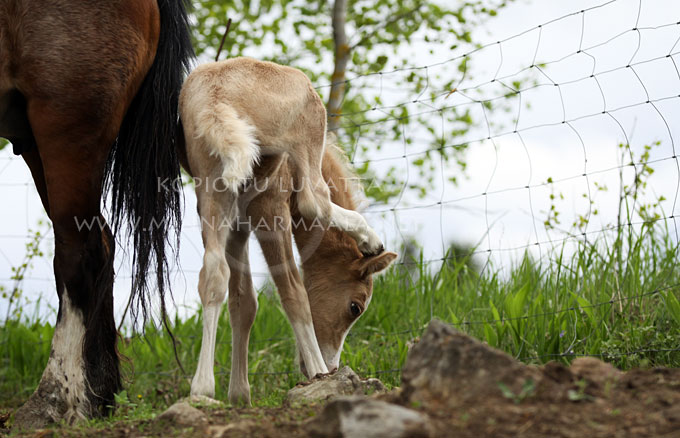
358;232;385;256
12;376;88;431
12;401;52;431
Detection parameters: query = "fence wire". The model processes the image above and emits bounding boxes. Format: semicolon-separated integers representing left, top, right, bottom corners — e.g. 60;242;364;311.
1;0;680;382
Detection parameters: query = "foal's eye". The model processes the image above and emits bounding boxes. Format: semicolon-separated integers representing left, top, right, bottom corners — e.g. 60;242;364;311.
350;302;362;318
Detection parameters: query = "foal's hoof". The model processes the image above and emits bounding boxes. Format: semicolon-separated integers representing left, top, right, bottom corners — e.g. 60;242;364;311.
358;234;384;256
357;227;385;256
228;386;252;407
228;393;252;408
360;243;384;257
183;394;222;407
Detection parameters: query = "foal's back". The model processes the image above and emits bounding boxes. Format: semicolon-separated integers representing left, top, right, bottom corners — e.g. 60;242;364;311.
181;57;324;150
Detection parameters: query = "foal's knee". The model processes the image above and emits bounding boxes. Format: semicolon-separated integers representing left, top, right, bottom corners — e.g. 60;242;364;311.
198;250;229;306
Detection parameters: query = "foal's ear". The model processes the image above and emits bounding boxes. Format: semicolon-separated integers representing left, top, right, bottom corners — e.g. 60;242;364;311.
357;251;398;277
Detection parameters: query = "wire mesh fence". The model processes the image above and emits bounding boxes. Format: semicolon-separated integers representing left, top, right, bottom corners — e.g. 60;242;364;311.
1;0;680;382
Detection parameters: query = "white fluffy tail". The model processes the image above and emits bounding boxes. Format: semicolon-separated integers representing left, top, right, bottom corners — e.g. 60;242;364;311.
193;102;260;192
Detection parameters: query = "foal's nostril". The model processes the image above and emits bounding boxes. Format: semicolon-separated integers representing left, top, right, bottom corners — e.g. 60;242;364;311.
329;366;338;374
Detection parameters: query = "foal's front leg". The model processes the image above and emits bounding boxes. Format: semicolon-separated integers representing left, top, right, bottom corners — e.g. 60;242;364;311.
253;206;329;377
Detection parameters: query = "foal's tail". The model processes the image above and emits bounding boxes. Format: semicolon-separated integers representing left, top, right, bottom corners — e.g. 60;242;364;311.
105;0;194;324
191;102;260;192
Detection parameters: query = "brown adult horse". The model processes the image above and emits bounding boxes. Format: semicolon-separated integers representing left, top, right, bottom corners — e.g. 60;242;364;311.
0;0;193;429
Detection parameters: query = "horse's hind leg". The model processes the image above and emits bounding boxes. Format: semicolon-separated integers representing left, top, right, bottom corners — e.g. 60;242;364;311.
13;102;120;428
328;202;384;255
225;227;257;406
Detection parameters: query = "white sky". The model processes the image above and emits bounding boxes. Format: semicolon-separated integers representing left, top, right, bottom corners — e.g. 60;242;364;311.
1;0;679;324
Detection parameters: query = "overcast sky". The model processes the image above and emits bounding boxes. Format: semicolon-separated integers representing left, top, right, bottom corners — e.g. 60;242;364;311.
1;0;679;325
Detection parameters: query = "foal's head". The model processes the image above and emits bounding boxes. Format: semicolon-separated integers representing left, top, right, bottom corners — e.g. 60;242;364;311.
292;140;397;376
300;245;397;376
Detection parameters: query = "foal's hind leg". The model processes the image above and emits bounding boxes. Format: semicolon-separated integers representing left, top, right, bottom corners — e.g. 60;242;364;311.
298;177;383;255
298;166;384;256
191;184;238;398
225;227;258;406
293;100;383;256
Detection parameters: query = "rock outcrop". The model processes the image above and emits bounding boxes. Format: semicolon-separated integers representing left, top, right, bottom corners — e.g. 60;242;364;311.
286;366;386;407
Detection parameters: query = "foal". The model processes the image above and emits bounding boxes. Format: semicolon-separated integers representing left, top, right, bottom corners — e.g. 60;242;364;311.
179;57;396;405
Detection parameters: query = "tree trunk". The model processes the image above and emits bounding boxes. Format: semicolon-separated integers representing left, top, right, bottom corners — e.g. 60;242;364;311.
327;0;349;134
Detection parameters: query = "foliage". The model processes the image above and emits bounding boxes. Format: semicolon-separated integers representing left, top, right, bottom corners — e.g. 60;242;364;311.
2;223;49;323
190;0;519;203
543;141;663;233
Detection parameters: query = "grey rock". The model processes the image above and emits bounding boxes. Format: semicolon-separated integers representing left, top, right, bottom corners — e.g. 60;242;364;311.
156;401;207;427
307;396;431;438
286;366;386;406
401;319;540;409
207;420;259;438
180;394;223;407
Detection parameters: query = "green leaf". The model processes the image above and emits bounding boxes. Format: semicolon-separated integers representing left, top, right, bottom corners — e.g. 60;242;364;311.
570;292;595;325
497;382;515;401
505;283;529;320
483;322;498;347
664;291;680;325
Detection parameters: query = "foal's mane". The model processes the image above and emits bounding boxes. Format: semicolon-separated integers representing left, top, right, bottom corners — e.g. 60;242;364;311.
322;134;366;213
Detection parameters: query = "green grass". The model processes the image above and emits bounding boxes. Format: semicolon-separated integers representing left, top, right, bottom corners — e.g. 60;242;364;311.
1;223;679;414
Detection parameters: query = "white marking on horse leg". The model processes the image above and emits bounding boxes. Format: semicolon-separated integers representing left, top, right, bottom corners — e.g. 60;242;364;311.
329;204;383;254
191;304;221;397
192;245;230;398
291;320;329;377
40;290;89;423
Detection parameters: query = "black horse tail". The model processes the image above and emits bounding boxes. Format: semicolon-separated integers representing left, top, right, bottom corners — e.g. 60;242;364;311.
105;0;194;326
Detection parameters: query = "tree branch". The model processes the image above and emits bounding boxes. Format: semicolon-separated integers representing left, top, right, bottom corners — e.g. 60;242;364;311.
327;0;349;133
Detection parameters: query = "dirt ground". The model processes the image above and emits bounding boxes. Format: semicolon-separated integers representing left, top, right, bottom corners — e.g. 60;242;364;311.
1;364;678;438
2;321;679;438
409;365;680;438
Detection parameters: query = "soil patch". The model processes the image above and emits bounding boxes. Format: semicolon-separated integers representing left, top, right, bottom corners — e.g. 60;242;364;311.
3;320;679;437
